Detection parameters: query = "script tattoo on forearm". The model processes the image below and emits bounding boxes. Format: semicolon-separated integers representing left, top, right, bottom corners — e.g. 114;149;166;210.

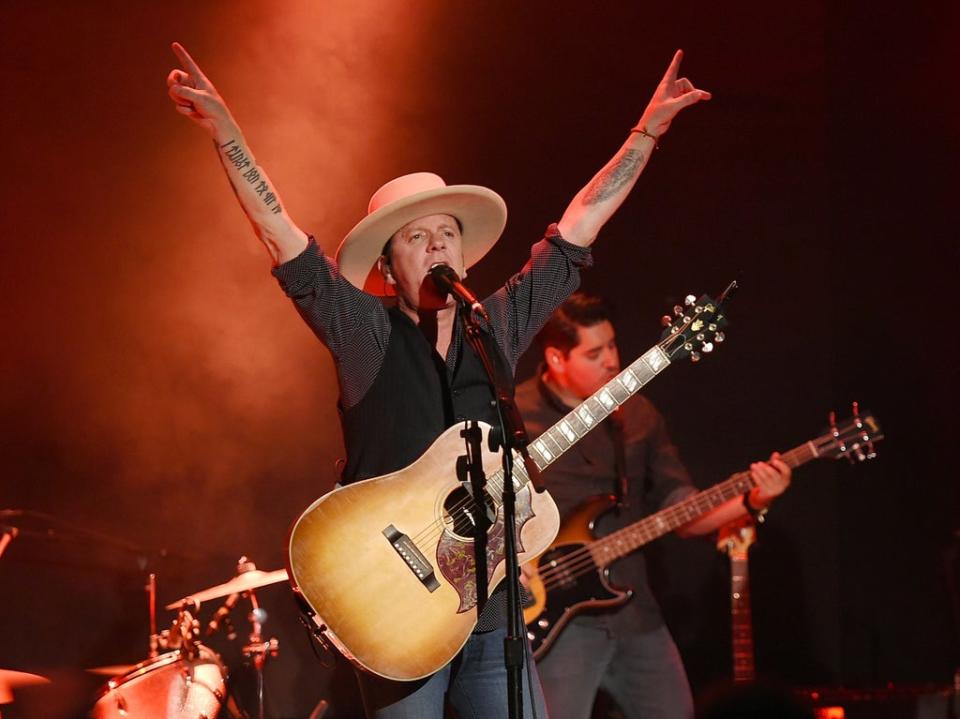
219;139;283;215
582;149;644;205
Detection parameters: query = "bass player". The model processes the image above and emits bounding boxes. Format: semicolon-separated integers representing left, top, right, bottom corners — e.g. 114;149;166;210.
515;293;792;719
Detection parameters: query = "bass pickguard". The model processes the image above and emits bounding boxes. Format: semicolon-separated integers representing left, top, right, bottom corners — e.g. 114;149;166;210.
437;486;534;613
526;542;631;659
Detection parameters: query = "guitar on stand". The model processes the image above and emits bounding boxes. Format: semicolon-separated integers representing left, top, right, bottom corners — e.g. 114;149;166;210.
717;518;758;684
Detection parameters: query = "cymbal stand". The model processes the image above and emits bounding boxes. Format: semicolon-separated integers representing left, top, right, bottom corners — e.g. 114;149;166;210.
146;573;160;658
243;588;278;719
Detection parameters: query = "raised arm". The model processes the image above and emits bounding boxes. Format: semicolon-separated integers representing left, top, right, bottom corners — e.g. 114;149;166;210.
166;42;309;265
557;50;711;247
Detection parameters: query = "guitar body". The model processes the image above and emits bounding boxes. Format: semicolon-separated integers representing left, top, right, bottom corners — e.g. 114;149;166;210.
524;495;632;660
287;420;560;681
285;296;737;679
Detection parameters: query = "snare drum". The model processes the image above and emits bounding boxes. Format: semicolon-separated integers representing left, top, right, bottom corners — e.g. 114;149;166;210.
91;645;226;719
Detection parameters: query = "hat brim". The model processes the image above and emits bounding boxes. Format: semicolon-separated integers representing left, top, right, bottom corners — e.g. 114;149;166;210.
335;185;507;296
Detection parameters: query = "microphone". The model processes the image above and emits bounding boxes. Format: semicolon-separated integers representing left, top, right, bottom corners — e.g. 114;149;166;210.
206;592;240;636
429;264;489;322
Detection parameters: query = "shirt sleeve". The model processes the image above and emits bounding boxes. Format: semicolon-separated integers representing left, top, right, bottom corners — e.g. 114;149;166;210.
631;401;697;512
483;224;593;373
271;237;391;408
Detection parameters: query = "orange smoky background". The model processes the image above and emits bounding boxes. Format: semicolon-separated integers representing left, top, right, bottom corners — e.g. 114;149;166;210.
0;1;957;717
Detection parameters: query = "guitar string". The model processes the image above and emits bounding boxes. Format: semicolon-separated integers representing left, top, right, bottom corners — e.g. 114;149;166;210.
406;348;676;547
533;443;818;589
403;313;717;552
407;394;832;583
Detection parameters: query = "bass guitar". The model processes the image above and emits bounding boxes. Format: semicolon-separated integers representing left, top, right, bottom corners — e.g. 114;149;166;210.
523;405;882;660
287;290;730;680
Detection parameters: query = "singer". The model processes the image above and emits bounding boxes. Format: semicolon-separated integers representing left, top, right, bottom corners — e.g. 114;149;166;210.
167;41;709;719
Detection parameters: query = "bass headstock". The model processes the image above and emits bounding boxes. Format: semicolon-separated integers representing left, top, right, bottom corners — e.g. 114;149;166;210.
717;517;757;560
659;281;736;363
814;402;883;463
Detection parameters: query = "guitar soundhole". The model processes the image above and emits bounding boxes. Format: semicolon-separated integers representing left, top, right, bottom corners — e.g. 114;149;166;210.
443;485;497;539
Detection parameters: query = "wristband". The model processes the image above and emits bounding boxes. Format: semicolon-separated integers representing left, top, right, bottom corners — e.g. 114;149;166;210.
742;491;769;523
629;125;659;148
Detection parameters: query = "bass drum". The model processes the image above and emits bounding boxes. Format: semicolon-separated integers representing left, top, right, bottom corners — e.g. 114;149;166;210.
91;645;227;719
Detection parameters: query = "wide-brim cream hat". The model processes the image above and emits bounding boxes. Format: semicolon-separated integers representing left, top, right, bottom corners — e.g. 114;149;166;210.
335;172;507;296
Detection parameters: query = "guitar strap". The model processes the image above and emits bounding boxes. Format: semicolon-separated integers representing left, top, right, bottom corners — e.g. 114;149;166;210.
607;408;629;509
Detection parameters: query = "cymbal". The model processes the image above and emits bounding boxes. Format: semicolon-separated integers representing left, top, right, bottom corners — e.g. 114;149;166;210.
0;669;49;704
166;568;288;609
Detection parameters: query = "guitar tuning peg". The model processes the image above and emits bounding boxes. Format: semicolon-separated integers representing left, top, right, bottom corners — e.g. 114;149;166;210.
690;351;701;363
702;342;714;353
673;304;684;317
851;401;860;418
714;332;725;343
684;294;697;307
661;315;673;328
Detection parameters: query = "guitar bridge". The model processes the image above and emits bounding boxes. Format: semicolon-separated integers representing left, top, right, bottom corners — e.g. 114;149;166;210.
383;524;440;592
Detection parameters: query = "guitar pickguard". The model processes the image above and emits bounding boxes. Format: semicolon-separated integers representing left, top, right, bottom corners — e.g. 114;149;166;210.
437;486;534;613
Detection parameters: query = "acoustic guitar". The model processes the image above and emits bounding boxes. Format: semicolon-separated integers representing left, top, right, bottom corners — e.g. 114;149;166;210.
287;291;730;680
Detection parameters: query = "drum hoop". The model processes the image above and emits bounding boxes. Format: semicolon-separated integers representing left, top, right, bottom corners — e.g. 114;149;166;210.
95;645;225;699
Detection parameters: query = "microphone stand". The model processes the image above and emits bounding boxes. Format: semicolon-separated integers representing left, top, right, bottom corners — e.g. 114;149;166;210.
459;303;544;719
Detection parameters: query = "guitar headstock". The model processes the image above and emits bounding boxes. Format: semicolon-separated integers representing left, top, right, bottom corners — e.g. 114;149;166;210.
717;517;756;560
813;402;883;463
658;285;732;363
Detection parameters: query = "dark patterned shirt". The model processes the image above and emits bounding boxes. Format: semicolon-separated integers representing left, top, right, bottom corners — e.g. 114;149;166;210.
272;224;593;410
514;372;697;632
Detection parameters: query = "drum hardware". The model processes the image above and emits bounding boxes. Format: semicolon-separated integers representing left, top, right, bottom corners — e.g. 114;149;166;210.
147;572;160;659
91;574;230;718
89;557;291;718
167;557;287;719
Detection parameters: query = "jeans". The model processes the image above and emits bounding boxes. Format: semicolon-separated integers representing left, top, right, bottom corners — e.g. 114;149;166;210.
356;627;549;719
535;619;693;719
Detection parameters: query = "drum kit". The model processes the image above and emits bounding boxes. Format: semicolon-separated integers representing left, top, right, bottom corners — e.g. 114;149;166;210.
0;511;333;719
85;556;289;719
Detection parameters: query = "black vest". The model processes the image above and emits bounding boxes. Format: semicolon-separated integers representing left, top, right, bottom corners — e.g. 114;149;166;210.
339;306;513;484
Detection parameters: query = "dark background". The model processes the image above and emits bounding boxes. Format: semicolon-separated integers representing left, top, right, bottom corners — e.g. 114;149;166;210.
1;1;956;717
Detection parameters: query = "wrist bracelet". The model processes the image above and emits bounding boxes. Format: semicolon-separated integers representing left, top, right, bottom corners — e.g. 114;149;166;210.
742;491;769;523
629;126;659;148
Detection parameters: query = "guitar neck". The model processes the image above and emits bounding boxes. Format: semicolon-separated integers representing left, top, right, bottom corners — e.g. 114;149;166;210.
526;345;672;472
729;554;755;683
589;432;824;566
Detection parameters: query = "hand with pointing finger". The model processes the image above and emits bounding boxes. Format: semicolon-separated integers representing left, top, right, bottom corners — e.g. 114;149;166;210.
636;49;711;138
166;42;236;139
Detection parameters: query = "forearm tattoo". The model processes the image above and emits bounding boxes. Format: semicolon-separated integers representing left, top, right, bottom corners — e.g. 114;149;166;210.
582;149;644;205
219;139;283;215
